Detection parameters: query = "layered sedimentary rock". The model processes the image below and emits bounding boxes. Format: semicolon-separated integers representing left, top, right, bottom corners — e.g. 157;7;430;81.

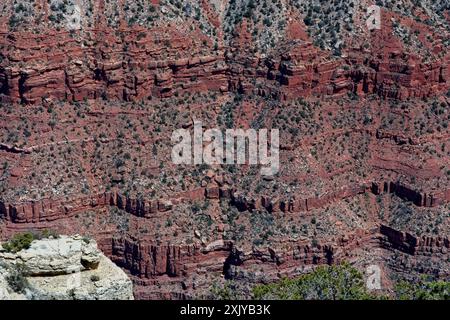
2;179;448;224
104;224;448;299
0;10;447;104
0;26;228;104
379;224;449;256
225;10;448;101
371;181;450;207
0;0;448;300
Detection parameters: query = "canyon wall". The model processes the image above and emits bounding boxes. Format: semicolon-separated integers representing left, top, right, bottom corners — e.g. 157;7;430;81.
103;224;448;299
2;180;449;224
1;16;448;105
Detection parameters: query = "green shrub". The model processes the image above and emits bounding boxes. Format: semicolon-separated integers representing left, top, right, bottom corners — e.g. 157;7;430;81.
38;229;59;240
2;230;59;253
395;279;450;300
82;236;91;244
253;263;381;300
5;264;29;293
2;232;35;253
209;281;247;300
90;275;101;282
252;264;449;300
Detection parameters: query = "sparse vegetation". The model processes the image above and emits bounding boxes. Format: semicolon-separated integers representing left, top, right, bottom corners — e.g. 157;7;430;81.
5;263;30;293
1;230;60;253
395;278;450;300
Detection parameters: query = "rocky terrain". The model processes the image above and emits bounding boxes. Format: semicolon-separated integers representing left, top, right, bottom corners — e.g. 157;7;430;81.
0;0;449;299
0;234;134;299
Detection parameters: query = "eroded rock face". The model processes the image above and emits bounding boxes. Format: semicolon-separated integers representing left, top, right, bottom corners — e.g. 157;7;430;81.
25;253;134;300
0;0;448;300
0;235;133;300
0;266;24;300
0;235;100;276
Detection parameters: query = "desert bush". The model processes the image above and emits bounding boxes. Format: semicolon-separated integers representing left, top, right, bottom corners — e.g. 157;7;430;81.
252;263;381;300
5;264;30;293
395;278;449;300
2;230;59;253
90;275;101;282
2;232;35;253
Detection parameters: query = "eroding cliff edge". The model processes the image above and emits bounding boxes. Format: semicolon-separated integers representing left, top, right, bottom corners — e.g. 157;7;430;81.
0;235;134;300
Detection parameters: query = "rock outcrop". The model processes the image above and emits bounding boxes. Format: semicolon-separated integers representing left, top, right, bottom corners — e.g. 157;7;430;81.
0;235;134;300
